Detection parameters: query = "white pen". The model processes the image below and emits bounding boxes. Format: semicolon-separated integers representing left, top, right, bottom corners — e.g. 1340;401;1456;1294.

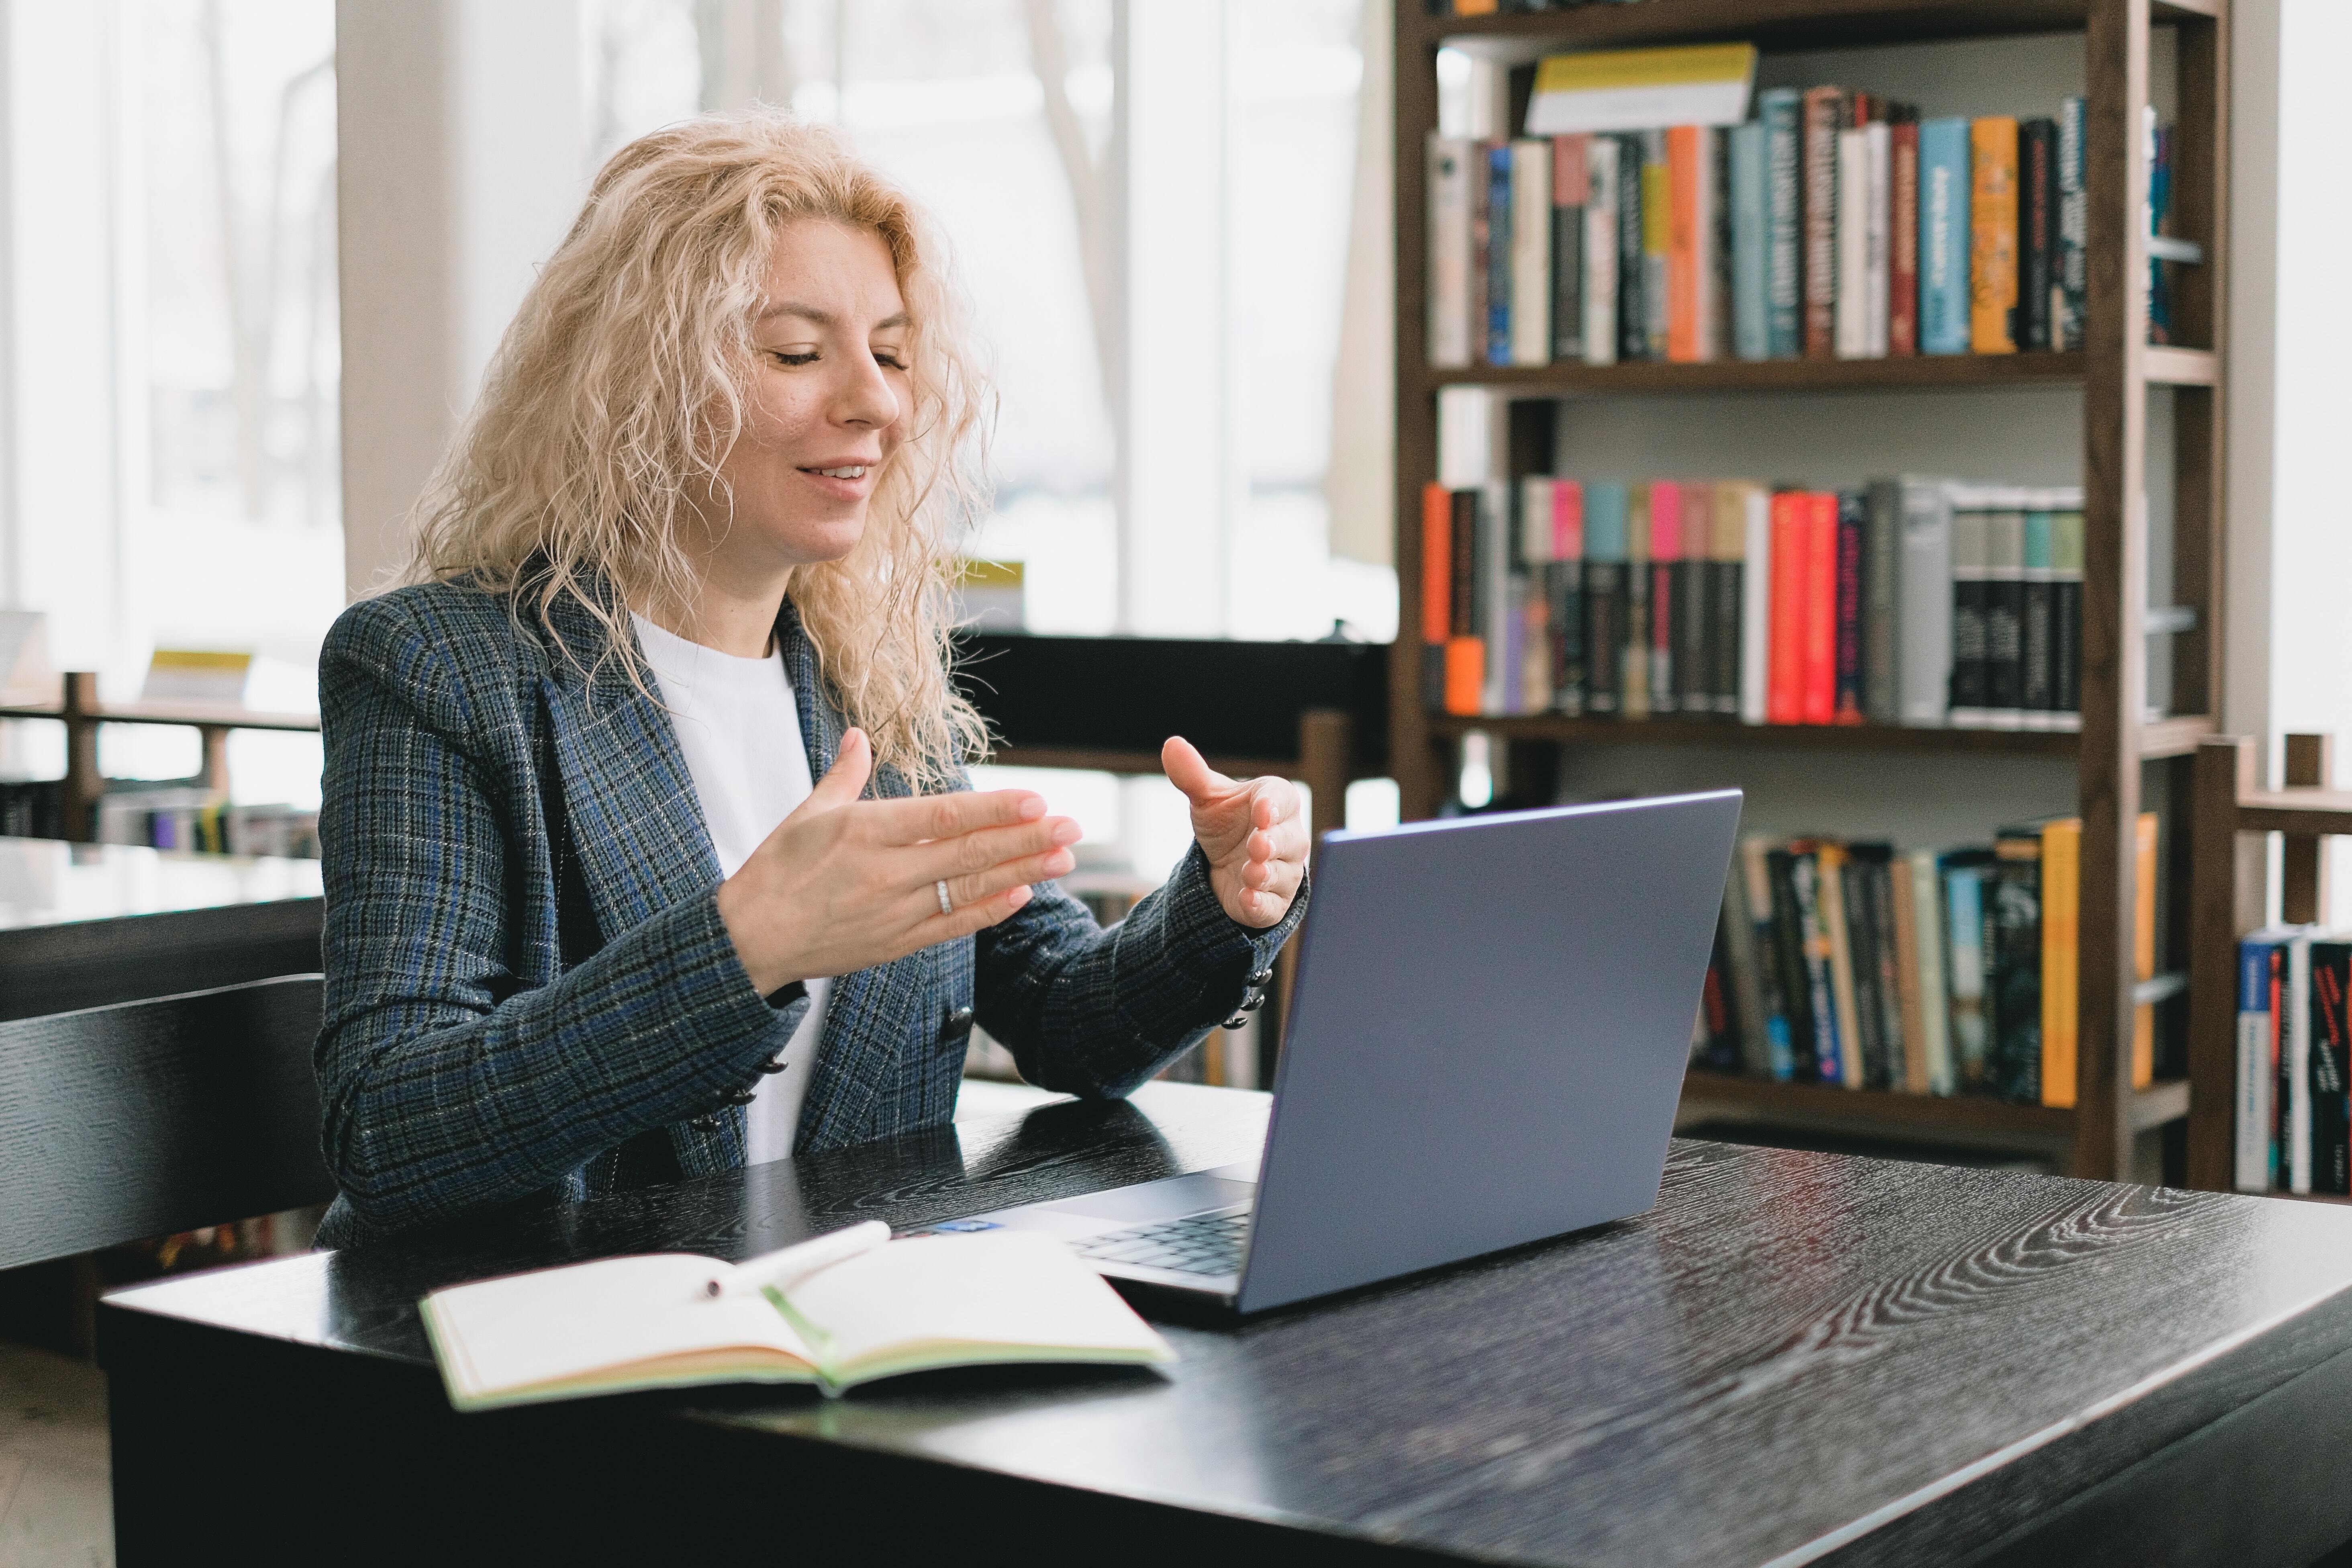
704;1220;891;1300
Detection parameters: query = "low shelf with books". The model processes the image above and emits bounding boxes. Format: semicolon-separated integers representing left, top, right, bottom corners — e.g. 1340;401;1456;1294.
1390;0;2227;1181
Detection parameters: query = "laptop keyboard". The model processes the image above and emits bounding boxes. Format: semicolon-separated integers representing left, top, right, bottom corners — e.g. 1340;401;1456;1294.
1068;1208;1251;1277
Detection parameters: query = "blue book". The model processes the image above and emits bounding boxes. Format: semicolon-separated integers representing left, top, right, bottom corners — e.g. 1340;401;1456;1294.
1486;143;1513;366
1919;118;1972;355
1760;88;1803;358
1731;121;1769;361
1941;850;1995;1090
1581;483;1629;717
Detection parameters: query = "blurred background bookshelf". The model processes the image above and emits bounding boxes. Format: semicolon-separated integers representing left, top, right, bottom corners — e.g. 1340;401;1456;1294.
1393;0;2227;1182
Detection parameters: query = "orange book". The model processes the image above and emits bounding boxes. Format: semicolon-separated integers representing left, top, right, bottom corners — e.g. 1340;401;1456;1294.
2040;817;2082;1108
1666;125;1703;363
1801;493;1839;725
1970;117;2020;354
1421;482;1451;647
1767;492;1807;724
2133;811;2159;1088
1443;637;1484;716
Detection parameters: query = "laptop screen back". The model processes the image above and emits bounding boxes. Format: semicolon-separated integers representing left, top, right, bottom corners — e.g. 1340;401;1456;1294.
1236;790;1742;1314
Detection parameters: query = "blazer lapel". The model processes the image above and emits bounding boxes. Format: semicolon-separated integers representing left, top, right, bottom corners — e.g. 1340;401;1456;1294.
778;600;927;1149
537;593;722;946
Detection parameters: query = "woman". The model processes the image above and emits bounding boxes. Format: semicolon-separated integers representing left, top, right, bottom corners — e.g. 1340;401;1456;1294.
313;114;1308;1245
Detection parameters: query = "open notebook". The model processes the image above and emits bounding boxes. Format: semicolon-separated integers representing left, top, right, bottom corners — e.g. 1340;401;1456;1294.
421;1223;1175;1410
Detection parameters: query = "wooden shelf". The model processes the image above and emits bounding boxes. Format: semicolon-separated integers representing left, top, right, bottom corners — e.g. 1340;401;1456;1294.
0;700;321;735
2144;346;2220;386
1430;711;2213;760
1682;1070;2189;1138
1421;352;2086;397
2231;788;2352;839
1422;0;2217;56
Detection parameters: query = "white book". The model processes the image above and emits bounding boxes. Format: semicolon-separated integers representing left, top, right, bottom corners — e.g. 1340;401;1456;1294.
1436;385;1494;490
421;1224;1173;1410
1835;127;1871;358
1582;137;1620;366
1863;120;1891;357
1426;135;1475;369
1509;139;1552;366
1739;482;1771;724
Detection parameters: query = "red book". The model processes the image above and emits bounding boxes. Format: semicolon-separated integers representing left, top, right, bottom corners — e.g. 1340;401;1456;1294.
1767;492;1807;724
1889;116;1920;355
1649;479;1681;715
1552;477;1584;559
1666;126;1703;363
1801;492;1840;725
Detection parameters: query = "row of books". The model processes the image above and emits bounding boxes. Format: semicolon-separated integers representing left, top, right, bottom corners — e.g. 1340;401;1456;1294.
95;786;320;859
2234;928;2352;1195
1427;2;1654;14
1429;95;2185;368
1693;817;2160;1105
1420;473;2086;729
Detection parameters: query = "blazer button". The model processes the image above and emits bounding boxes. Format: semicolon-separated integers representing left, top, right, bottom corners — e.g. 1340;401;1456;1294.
688;1115;720;1133
939;1005;975;1045
1248;966;1275;988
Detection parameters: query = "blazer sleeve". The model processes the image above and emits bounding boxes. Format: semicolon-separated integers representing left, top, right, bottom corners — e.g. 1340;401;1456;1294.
314;598;786;1235
972;817;1308;1100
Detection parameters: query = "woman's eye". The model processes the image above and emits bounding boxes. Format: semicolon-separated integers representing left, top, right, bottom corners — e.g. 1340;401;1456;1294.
771;349;819;366
874;352;909;371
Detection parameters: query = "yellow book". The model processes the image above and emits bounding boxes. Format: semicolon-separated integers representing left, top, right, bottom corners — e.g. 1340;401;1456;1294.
1526;43;1757;135
1970;117;2020;353
2040;818;2082;1108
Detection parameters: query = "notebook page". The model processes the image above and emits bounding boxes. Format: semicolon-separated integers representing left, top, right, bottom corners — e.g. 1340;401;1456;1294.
430;1253;813;1396
788;1232;1172;1372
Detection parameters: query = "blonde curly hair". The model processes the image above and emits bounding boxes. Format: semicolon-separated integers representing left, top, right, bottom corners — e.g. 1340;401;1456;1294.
406;111;990;790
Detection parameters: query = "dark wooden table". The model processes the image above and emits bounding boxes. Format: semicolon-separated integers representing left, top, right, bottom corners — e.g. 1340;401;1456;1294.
99;1082;2352;1567
0;837;319;1018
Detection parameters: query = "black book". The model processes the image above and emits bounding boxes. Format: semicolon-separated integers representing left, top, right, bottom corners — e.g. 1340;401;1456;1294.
2018;118;2058;351
2312;939;2352;1195
1449;490;1477;640
1553;159;1584;361
2021;509;2057;723
1695;916;1742;1072
1856;843;1907;1089
1582;561;1624;717
1617;132;1649;362
1989;826;2044;1104
1678;536;1711;719
1841;849;1889;1089
1764;845;1821;1082
1548;559;1585;716
1983;504;2028;723
1949;506;1990;722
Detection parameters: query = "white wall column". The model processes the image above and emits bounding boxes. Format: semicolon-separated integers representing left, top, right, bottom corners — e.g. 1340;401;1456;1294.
335;0;585;601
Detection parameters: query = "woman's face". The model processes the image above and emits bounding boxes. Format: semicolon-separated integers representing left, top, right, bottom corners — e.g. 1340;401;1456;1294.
698;218;911;580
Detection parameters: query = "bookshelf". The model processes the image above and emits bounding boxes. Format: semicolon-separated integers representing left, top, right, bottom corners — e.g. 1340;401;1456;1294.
1391;0;2227;1180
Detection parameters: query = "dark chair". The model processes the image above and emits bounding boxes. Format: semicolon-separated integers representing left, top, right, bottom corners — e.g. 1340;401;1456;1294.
0;975;335;1271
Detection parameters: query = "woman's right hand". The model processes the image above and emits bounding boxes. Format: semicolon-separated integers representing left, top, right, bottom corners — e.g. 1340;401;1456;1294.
713;727;1080;996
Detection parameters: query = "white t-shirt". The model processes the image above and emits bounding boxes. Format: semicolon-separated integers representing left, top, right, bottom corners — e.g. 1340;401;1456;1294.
633;612;829;1165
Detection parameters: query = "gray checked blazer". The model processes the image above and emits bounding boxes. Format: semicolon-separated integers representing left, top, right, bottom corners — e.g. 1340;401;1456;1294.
312;579;1303;1246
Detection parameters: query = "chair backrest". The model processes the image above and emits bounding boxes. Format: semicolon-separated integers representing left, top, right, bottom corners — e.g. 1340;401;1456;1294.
0;974;335;1271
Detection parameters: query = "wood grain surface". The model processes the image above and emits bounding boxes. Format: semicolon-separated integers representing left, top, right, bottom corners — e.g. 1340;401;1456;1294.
103;1084;2352;1567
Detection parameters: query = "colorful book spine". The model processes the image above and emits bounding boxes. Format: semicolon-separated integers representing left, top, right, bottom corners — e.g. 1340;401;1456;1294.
1510;139;1553;367
1942;849;1996;1091
1667;126;1705;363
1582;136;1620;367
1833;490;1867;724
1617;133;1648;362
1730;120;1769;361
1552;135;1588;362
1707;482;1744;717
1818;842;1868;1088
1766;845;1821;1081
2133;810;2159;1089
1517;477;1556;715
1479;479;1511;715
2057;97;2087;351
1740;836;1797;1080
2039;817;2081;1108
1761;87;1804;359
2289;930;2315;1194
1989;825;2044;1103
1550;479;1586;716
1801;86;1843;359
1426;135;1475;369
1582;481;1627;716
1624;484;1654;718
2238;931;2291;1191
1447;488;1482;715
1908;848;1956;1094
1421;482;1451;710
1740;484;1772;724
1889;113;1919;356
1969;116;2020;354
1767;491;1807;725
1801;492;1839;725
1919;117;1972;355
1789;846;1846;1084
1486;142;1514;366
1641;130;1670;359
2018;117;2057;351
1676;481;1712;716
1896;475;1954;727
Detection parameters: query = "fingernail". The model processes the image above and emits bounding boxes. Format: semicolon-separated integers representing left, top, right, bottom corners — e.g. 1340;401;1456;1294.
1017;794;1045;819
1008;884;1032;908
1051;819;1082;845
1045;850;1074;875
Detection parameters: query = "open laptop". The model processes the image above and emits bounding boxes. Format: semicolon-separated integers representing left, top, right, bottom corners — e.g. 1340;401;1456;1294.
923;788;1743;1315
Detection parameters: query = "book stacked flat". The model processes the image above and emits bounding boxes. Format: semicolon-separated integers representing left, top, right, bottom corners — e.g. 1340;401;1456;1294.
1420;474;2085;731
1427;90;2187;367
1693;818;2158;1107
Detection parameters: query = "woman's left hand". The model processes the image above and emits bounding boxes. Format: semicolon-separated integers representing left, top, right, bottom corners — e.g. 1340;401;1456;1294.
1161;736;1309;929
